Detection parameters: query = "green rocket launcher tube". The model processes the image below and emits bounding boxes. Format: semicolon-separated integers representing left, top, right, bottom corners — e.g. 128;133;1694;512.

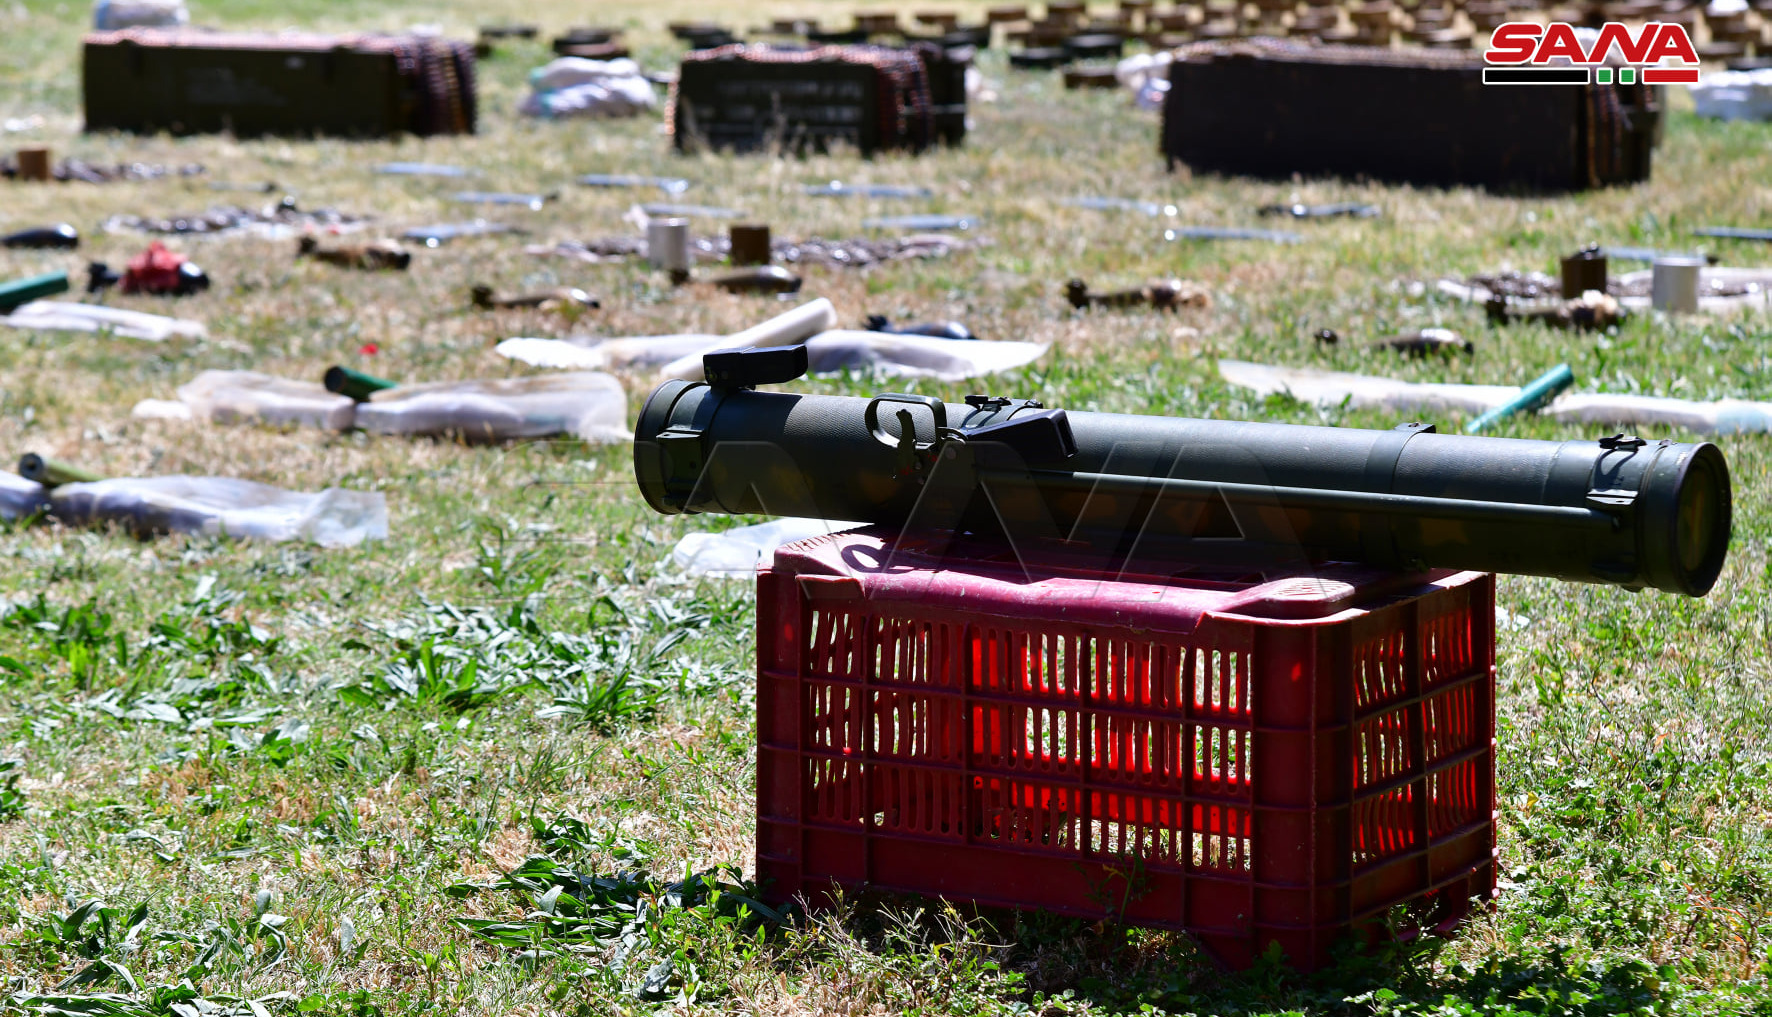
633;348;1731;596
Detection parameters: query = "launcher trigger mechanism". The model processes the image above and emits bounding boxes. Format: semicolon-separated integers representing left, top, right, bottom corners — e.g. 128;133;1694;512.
865;393;964;478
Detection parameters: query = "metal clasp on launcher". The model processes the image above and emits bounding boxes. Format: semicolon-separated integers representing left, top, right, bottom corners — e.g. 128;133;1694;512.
1586;433;1652;522
864;393;964;480
865;392;1080;482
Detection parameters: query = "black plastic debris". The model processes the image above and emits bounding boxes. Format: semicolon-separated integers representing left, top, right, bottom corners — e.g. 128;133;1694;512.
1009;48;1068;69
2;224;79;249
1374;328;1472;355
865;314;975;340
711;266;803;294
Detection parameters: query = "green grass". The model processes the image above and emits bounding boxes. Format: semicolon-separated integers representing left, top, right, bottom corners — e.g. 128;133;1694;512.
2;0;1772;1012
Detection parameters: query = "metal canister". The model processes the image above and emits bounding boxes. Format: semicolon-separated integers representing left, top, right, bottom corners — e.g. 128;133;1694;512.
646;218;692;274
729;223;772;266
14;147;50;182
1651;256;1703;312
1560;246;1607;298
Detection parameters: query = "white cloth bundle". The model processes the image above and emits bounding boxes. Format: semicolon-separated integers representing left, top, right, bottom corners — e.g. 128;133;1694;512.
520;58;657;119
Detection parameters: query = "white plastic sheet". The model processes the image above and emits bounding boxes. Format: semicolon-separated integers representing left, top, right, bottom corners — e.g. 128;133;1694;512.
169;371;356;431
1549;393;1772;433
671;518;860;578
1218;360;1517;416
0;301;206;341
1691;69;1772;121
0;472;46;522
502;331;1048;382
130;399;193;421
520;58;657;119
49;477;387;547
354;373;629;442
496;299;837;372
497;298;1045;381
663;330;1049;382
1217;360;1772;434
494;335;699;371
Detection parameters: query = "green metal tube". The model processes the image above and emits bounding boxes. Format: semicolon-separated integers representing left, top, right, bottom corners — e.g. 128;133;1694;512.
1464;363;1575;434
323;365;398;402
18;454;103;487
0;271;71;314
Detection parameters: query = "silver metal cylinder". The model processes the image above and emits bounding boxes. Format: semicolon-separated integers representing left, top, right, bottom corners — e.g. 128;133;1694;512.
646;217;691;273
1651;256;1703;313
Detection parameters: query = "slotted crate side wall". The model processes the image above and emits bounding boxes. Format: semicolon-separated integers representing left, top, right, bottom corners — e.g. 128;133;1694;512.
82;33;474;138
755;567;1497;971
1254;580;1498;963
672;46;938;156
1160;47;1651;192
675;61;883;155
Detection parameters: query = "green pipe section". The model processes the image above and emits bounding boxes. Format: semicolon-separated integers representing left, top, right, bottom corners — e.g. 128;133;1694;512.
18;454;103;487
323;365;399;402
1464;364;1576;435
0;271;70;314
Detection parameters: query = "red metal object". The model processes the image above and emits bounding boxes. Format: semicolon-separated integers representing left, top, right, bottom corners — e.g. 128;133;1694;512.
755;528;1497;971
120;241;189;295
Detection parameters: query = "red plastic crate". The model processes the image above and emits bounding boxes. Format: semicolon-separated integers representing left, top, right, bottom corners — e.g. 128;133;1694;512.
755;528;1497;970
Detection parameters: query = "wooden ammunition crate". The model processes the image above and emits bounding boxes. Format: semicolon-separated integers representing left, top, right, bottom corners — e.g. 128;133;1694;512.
673;44;941;156
1161;39;1657;192
83;29;475;138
